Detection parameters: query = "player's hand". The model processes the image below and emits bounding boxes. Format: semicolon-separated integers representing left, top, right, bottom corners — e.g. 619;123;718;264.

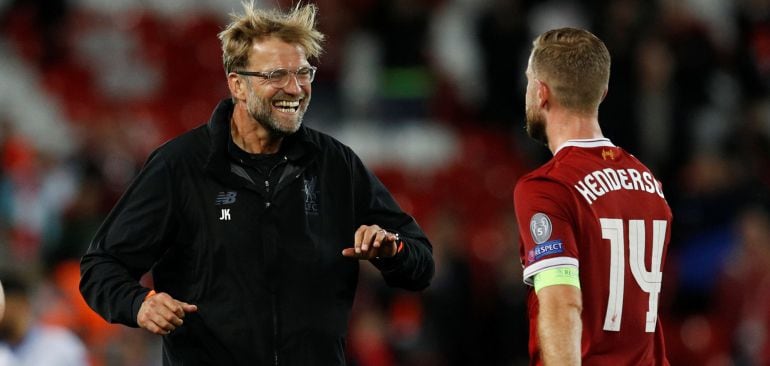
137;291;198;335
342;225;399;260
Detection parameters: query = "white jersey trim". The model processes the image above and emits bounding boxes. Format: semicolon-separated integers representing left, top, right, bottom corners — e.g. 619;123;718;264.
554;138;615;155
523;257;579;286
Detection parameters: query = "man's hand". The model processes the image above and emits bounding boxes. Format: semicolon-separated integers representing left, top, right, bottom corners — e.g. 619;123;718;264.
342;225;400;260
137;292;198;335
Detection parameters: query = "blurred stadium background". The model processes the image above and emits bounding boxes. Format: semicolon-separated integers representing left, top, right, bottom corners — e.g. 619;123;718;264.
0;0;769;365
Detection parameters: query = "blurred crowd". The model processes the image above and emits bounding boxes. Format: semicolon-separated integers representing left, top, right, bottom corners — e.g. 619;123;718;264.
0;0;769;365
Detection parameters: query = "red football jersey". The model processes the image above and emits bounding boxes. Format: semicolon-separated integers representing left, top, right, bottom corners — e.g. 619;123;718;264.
514;139;672;366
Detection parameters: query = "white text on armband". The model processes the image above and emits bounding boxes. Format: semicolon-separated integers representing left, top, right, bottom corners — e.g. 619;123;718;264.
573;168;665;204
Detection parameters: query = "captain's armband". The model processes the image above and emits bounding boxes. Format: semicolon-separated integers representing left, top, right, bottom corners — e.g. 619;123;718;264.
533;267;580;293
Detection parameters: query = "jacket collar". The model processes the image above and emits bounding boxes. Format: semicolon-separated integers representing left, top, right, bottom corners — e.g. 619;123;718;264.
204;99;319;178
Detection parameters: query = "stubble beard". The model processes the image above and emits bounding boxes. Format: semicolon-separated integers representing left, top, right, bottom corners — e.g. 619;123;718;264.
525;103;548;146
246;90;309;139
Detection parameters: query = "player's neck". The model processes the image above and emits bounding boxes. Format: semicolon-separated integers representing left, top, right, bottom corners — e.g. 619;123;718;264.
545;110;604;154
231;103;283;154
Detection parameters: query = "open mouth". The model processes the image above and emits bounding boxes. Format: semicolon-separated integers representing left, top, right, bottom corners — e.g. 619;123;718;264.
272;99;301;113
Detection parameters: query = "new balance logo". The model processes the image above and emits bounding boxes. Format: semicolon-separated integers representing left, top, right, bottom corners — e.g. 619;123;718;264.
215;191;237;205
219;209;231;221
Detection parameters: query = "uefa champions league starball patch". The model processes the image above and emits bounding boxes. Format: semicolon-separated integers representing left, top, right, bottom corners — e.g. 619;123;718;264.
530;212;552;244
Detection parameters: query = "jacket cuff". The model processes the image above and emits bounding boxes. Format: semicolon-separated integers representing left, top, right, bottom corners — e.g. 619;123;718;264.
370;238;409;272
130;289;152;328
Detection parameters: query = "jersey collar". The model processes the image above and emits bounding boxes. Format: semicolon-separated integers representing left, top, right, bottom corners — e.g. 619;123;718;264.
554;138;614;155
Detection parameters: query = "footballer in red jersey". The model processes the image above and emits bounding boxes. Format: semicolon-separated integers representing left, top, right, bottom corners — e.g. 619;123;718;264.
514;28;672;365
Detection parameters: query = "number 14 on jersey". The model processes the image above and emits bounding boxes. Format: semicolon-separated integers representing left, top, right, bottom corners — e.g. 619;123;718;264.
600;218;667;333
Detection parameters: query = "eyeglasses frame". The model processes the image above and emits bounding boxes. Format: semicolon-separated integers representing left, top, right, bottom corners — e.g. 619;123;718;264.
233;66;317;87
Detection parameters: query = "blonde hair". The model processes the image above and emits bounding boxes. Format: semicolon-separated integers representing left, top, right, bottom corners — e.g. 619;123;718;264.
530;27;610;114
218;2;325;74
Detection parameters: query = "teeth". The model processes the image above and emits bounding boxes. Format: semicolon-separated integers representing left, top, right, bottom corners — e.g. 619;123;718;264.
273;100;300;107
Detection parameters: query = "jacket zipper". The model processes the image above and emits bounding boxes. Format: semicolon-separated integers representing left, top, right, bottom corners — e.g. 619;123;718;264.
273;294;279;366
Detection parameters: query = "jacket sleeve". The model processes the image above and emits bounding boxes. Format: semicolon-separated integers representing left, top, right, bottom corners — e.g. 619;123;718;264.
350;153;435;291
79;152;177;327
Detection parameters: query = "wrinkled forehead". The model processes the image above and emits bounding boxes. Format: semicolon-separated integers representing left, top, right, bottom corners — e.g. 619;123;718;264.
247;37;309;69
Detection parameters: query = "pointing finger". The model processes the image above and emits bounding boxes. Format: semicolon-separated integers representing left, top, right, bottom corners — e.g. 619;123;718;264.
342;248;357;257
177;301;198;313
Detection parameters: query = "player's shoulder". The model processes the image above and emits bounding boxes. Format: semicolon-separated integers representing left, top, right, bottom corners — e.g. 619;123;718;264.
152;124;209;162
514;161;573;201
517;159;558;182
514;157;566;189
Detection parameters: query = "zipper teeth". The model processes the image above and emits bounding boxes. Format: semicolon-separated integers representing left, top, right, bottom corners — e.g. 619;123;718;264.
273;296;279;366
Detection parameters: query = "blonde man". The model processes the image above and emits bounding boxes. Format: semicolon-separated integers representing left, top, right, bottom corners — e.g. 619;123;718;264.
80;3;434;365
514;28;672;365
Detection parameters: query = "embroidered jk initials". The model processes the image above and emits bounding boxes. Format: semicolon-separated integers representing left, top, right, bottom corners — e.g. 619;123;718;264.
219;209;231;221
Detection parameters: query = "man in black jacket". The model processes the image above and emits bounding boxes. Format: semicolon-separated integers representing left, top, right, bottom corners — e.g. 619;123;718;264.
79;3;434;365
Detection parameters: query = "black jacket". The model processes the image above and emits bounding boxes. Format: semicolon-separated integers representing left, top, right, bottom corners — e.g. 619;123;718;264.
80;99;434;366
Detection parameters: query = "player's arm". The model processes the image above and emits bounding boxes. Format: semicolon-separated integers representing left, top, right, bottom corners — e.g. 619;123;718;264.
80;154;194;330
515;177;582;364
535;267;582;366
345;149;434;291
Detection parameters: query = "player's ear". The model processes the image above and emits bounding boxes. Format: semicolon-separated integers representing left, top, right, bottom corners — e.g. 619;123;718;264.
227;72;247;102
536;79;550;109
601;87;608;102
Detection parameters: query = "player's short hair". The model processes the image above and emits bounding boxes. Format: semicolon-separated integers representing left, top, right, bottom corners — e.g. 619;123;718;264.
530;27;610;114
218;2;325;74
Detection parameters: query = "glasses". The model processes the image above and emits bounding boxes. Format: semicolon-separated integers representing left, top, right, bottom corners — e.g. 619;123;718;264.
234;66;317;88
